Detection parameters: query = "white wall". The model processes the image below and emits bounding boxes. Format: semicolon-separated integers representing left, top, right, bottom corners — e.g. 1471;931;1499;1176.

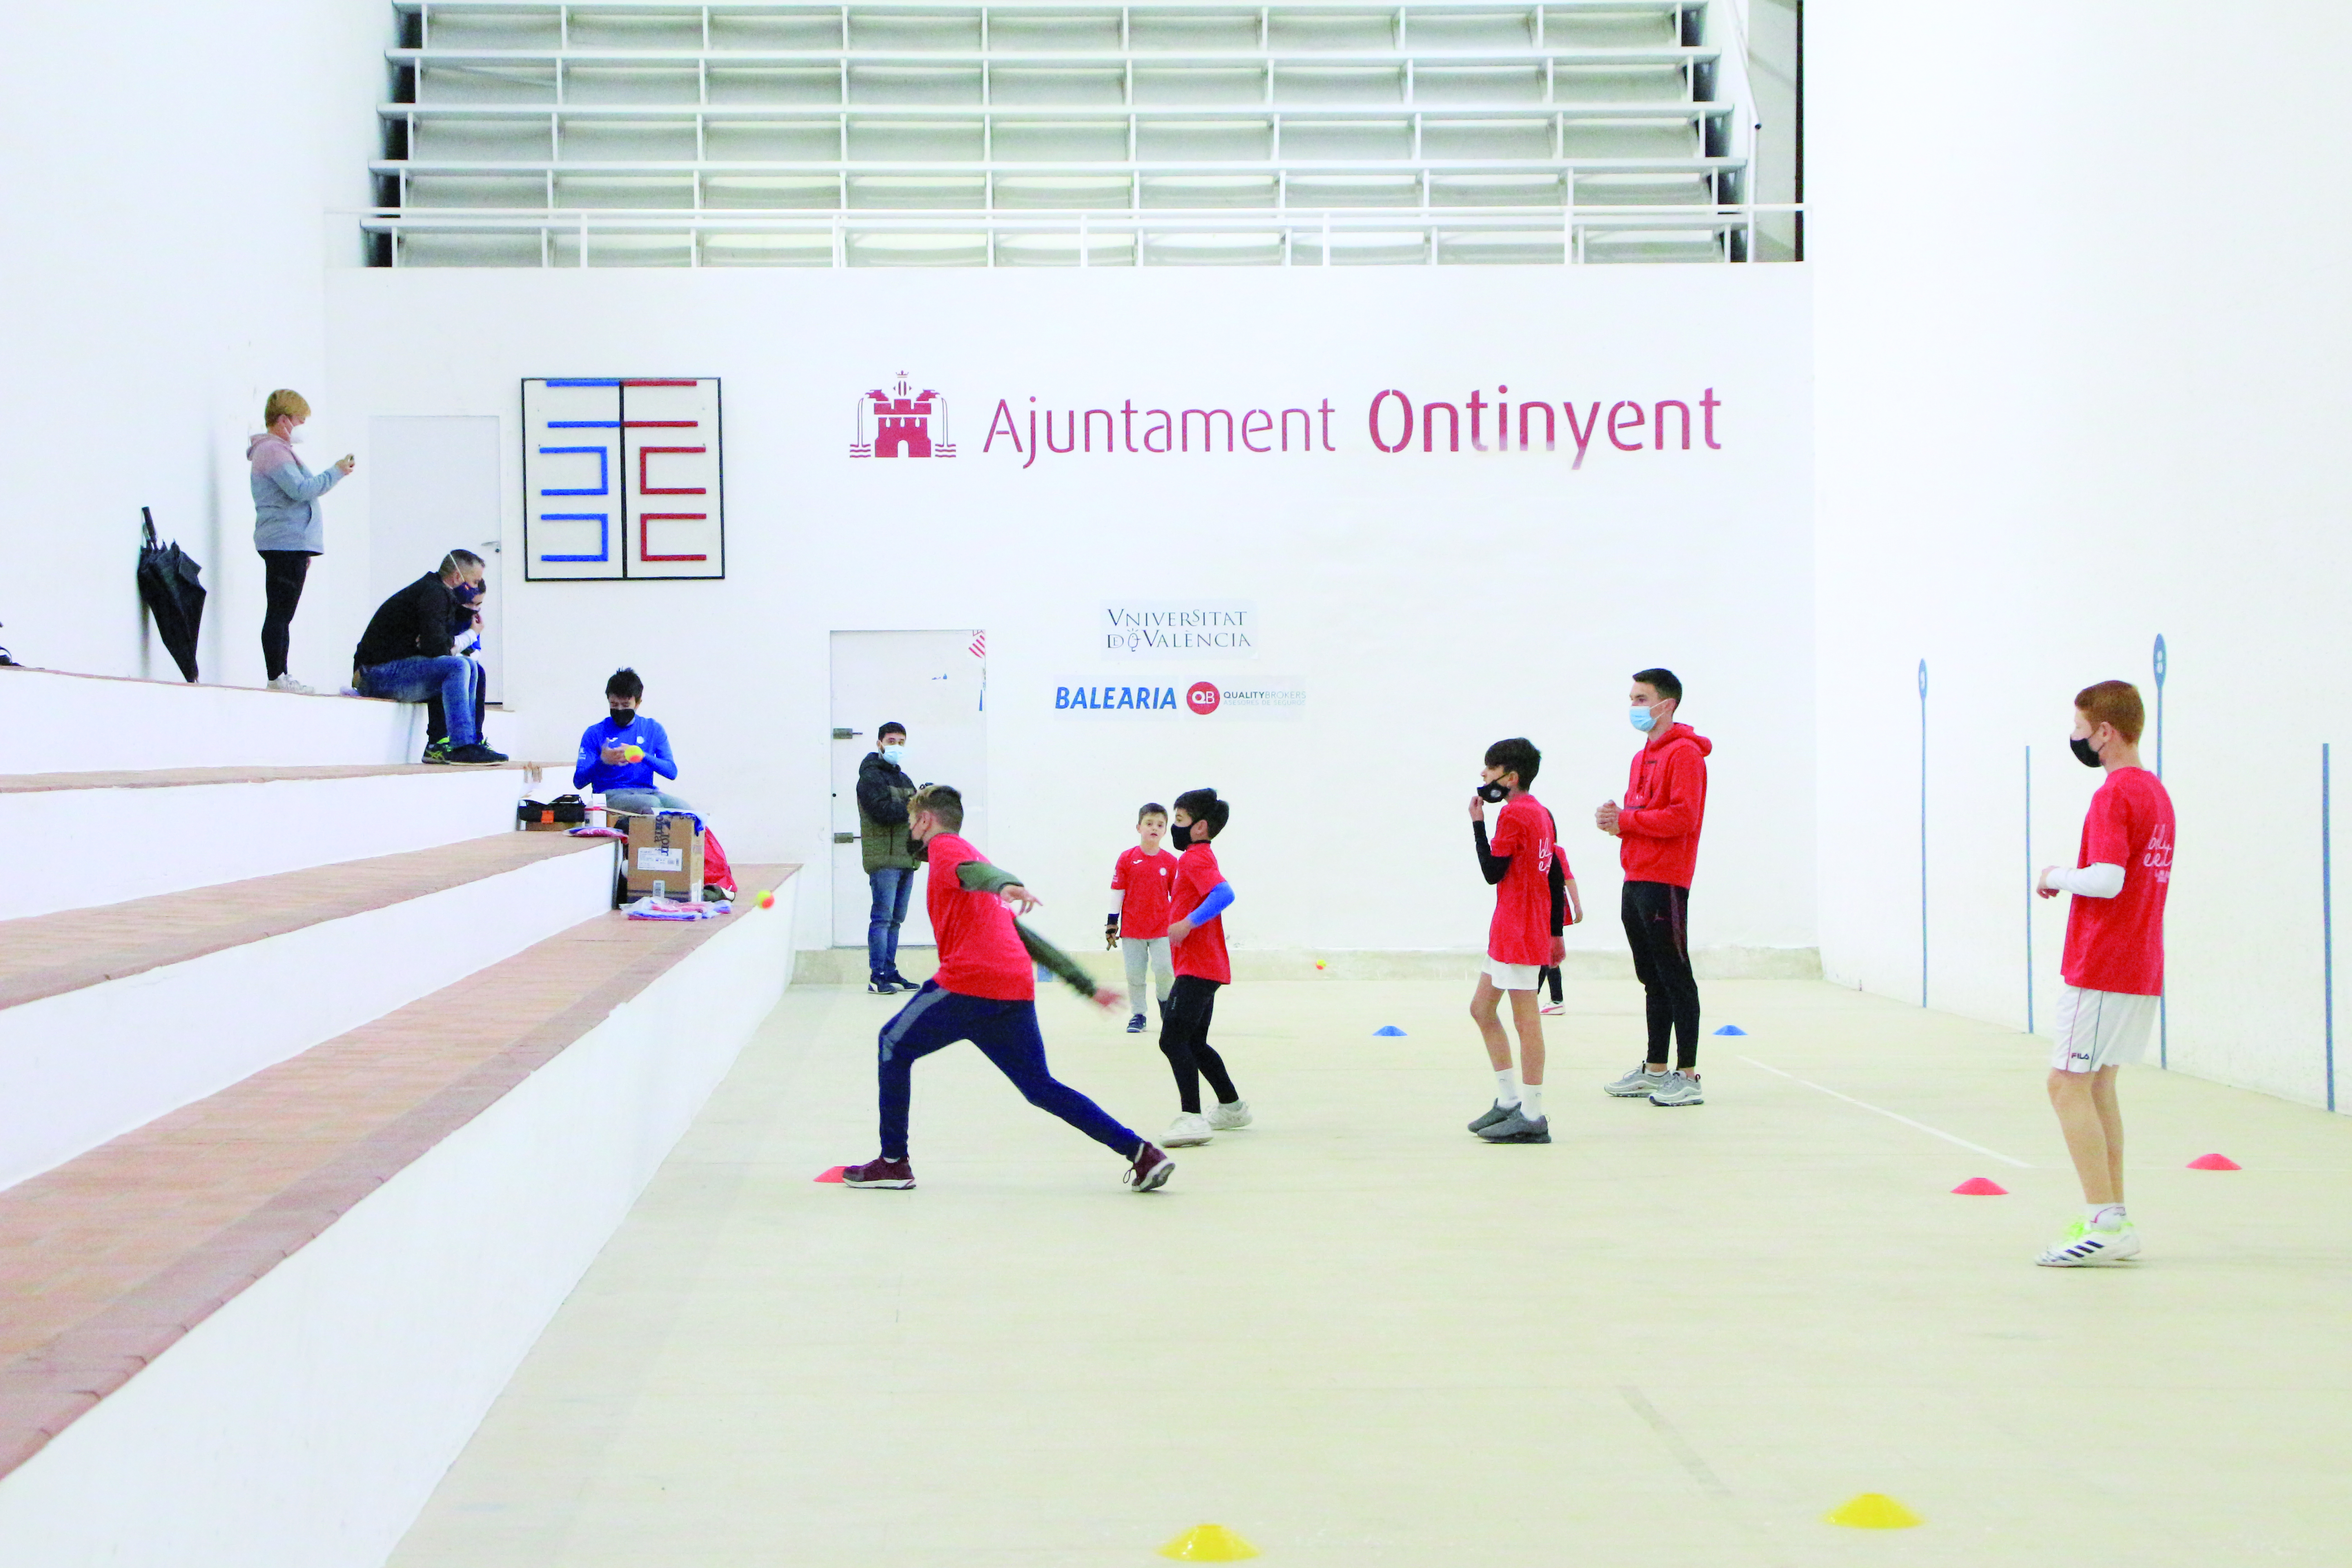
0;0;388;688
1811;4;2352;1106
321;266;1815;959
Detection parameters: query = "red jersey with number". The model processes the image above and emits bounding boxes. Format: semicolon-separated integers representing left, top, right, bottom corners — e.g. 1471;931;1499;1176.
1112;846;1181;939
2061;767;2174;995
1487;794;1561;966
1169;842;1231;984
925;832;1034;1002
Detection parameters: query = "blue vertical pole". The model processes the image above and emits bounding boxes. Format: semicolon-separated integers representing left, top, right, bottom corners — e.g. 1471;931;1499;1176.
2153;634;2168;1068
1919;659;1930;1008
2025;744;2035;1035
2326;742;2336;1112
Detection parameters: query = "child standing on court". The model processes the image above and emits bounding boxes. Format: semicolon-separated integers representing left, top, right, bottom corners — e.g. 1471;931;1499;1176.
2032;680;2174;1265
840;784;1174;1193
1159;788;1250;1147
1468;739;1577;1144
1106;803;1181;1034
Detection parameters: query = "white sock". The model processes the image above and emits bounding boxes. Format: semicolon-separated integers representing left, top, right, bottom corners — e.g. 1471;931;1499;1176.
1494;1069;1520;1107
2087;1203;2128;1230
1520;1083;1545;1120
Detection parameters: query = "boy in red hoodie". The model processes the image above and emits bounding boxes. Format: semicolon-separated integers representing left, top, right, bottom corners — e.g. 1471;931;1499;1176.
1596;668;1713;1107
840;784;1174;1193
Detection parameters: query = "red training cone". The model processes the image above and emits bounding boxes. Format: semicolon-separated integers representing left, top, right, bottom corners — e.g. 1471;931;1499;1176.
2186;1152;2241;1171
1950;1176;2009;1196
813;1166;848;1183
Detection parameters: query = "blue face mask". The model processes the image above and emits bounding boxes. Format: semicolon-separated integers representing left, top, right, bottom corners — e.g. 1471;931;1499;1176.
1629;705;1658;734
881;745;905;765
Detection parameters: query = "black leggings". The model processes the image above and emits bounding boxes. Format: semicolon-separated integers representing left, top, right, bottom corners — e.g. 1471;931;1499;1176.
1622;881;1701;1070
258;550;313;679
1537;965;1563;1004
1158;974;1238;1114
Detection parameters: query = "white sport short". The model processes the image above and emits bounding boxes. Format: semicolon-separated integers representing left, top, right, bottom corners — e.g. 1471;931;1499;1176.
2051;985;2159;1073
1482;955;1544;992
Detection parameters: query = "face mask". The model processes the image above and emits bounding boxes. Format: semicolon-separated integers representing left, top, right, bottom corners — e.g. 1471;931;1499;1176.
289;426;309;444
609;707;634;724
1171;821;1193;850
881;745;905;765
1629;705;1658;734
2071;735;2102;768
1477;780;1511;804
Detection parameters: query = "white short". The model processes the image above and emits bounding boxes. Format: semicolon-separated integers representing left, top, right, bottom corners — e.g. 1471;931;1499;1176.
1482;956;1544;992
2051;985;2158;1073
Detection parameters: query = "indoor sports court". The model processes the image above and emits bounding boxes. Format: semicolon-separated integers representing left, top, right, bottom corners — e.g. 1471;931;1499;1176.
2;2;2347;1564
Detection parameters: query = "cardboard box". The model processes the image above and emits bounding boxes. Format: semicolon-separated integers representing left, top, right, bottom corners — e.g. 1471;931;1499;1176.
621;810;704;900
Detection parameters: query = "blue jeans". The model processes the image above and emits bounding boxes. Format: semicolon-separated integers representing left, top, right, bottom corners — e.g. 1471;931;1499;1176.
867;866;915;977
877;982;1141;1161
357;656;480;747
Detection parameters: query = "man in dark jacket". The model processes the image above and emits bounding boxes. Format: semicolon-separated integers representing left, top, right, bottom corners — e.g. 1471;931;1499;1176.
856;721;920;993
352;551;508;765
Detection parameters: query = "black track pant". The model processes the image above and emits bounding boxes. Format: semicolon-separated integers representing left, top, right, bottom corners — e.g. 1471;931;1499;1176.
1622;880;1701;1071
1158;974;1238;1114
258;549;314;680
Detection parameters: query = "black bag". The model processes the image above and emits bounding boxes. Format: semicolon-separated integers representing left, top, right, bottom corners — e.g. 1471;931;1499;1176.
519;795;590;827
135;507;206;682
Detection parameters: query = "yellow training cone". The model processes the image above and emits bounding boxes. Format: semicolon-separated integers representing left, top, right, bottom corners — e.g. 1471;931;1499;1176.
1826;1493;1923;1529
1159;1523;1261;1560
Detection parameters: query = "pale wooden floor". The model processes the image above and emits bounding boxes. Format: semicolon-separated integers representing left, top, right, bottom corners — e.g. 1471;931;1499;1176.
389;976;2352;1567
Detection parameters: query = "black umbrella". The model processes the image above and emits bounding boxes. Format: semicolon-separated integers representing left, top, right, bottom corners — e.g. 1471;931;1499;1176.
135;506;206;682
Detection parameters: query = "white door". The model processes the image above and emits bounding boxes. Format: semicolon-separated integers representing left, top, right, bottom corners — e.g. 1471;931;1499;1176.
830;630;989;949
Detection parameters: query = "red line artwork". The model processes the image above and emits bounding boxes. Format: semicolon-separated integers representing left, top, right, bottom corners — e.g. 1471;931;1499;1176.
639;513;710;562
638;446;709;495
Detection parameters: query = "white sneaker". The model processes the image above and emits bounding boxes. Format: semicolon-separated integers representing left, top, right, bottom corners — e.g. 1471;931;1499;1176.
1163;1112;1215;1147
2036;1219;2141;1267
268;673;316;695
1206;1098;1252;1131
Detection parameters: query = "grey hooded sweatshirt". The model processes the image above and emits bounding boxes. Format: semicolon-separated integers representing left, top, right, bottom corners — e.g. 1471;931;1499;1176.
248;432;345;553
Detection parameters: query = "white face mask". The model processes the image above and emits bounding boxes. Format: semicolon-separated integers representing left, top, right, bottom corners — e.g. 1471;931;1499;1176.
288;425;309;444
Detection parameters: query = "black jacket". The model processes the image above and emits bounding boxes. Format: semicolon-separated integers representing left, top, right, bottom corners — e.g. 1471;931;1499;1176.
855;751;918;872
354;573;459;669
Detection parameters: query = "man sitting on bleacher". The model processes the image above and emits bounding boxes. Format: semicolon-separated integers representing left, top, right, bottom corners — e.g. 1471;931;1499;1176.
353;551;510;765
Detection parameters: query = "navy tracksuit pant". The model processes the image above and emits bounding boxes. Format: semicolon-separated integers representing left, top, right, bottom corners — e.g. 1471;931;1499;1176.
878;980;1143;1161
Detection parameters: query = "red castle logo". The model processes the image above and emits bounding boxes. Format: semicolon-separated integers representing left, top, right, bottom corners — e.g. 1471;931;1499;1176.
851;373;956;459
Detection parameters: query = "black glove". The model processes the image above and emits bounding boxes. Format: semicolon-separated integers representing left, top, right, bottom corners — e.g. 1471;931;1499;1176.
1105;914;1121;951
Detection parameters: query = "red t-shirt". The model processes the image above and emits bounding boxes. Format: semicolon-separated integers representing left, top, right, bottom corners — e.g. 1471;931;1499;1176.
1487;794;1561;966
924;832;1034;1002
1112;846;1181;939
1169;842;1231;984
2060;767;2175;995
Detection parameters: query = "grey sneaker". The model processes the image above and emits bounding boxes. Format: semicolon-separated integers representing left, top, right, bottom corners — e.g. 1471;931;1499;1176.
1475;1108;1552;1143
1605;1065;1669;1098
1649;1070;1705;1107
1467;1100;1518;1133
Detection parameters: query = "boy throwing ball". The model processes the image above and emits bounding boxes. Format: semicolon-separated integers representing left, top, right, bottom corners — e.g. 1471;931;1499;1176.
1467;739;1577;1143
2033;680;2174;1265
841;784;1174;1193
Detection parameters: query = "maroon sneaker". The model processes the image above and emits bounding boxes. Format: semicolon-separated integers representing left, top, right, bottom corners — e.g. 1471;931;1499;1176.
1124;1142;1174;1192
842;1156;915;1189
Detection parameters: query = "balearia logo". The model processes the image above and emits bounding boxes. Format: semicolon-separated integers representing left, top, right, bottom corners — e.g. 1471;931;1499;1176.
850;372;956;459
1053;678;1304;719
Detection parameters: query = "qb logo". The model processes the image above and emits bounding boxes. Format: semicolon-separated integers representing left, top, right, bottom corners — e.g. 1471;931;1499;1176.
1186;681;1221;715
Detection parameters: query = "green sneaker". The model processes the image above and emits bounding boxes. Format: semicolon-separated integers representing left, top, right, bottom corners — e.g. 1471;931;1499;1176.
421;738;453;764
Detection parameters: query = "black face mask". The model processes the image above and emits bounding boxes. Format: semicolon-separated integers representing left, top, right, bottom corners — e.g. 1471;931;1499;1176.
1477;780;1511;804
610;708;636;725
1171;821;1193;850
2070;736;2102;768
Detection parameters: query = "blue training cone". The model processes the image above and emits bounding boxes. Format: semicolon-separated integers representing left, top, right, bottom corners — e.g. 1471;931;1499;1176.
1374;1025;1407;1037
1713;1024;1746;1036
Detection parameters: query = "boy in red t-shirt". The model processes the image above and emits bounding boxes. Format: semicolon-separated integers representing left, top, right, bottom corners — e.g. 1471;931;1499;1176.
1467;738;1579;1144
1105;802;1181;1034
840;784;1174;1193
2031;680;2174;1265
1157;787;1247;1148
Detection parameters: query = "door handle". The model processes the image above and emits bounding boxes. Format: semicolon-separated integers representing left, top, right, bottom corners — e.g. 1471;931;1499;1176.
832;727;862;740
833;831;859;844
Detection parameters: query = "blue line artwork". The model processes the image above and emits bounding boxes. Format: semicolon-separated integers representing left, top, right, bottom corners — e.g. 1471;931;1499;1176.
537;445;609;496
539;512;610;563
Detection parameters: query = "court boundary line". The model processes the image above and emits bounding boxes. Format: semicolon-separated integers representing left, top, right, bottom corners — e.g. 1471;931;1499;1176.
1738;1055;2034;1168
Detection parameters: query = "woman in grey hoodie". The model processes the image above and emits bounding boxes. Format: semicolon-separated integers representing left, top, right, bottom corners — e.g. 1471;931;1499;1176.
248;389;353;692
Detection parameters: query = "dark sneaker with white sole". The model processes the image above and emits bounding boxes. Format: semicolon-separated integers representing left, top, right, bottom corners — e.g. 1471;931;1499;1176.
1467;1101;1518;1134
1124;1142;1175;1191
842;1156;915;1189
1127;1013;1148;1034
447;742;509;765
1476;1108;1552;1143
421;738;453;765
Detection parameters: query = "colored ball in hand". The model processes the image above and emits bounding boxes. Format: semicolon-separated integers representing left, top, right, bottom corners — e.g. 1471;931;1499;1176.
616;744;645;763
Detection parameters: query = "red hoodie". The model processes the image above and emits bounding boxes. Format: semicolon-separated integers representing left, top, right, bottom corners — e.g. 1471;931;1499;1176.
1618;721;1711;888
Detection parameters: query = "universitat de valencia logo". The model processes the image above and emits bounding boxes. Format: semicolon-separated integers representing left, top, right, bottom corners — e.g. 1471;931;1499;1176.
849;372;956;459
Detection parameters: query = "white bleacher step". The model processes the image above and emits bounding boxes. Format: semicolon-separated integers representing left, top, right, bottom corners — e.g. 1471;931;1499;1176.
0;663;509;773
0;761;565;922
0;832;618;1193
